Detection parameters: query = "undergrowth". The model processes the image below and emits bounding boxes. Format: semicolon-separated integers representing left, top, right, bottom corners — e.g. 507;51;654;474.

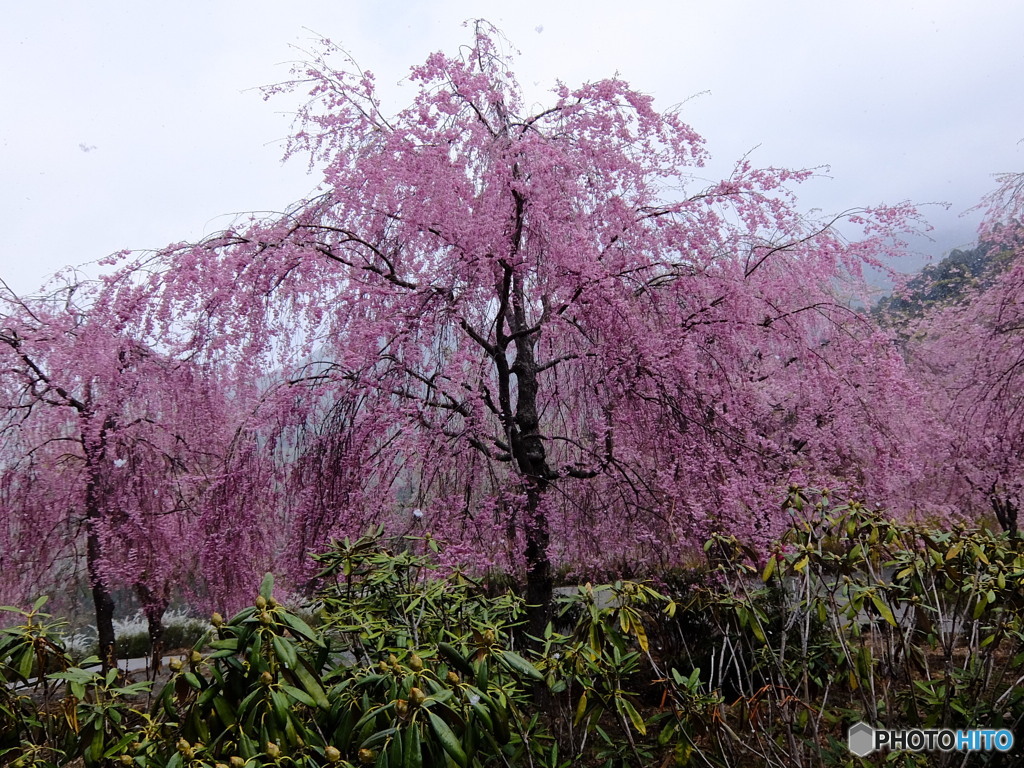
2;491;1024;766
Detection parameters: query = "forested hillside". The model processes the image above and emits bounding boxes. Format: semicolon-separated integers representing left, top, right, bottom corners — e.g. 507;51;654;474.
878;236;1022;320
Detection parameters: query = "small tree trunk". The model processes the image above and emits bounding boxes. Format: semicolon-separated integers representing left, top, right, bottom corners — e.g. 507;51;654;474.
135;583;167;677
86;526;117;673
991;485;1018;539
83;435;119;673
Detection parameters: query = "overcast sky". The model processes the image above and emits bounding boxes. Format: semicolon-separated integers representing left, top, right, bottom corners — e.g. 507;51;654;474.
2;0;1021;296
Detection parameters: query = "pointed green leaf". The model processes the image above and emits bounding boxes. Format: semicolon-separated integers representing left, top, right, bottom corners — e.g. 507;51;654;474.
272;635;299;668
749;618;766;644
574;691;589;726
292;659;330;710
619;698;647;735
404;723;422;768
437;642;474;679
974;597;987;620
17;649;33;681
212;694;237;728
280;684;317;708
278;610;322;645
495;650;543;681
427;709;467;768
871;595;897;627
389;725;405;766
259;572;275;600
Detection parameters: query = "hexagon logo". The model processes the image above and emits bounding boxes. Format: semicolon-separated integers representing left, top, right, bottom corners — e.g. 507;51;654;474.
848;722;875;756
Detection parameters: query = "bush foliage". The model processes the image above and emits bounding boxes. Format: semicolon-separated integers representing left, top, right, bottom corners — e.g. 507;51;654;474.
3;493;1024;767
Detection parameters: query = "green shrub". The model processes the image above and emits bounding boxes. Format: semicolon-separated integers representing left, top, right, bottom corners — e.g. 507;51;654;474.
7;504;1024;767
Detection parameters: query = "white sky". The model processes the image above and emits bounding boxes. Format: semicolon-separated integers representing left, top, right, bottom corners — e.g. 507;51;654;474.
2;0;1022;296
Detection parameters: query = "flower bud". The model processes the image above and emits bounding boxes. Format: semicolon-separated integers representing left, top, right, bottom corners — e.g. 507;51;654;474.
358;748;375;764
409;653;424;671
259;610;272;626
119;756;134;766
325;746;341;763
190;650;202;664
169;658;183;672
447;671;460;685
176;738;192;754
230;757;246;768
395;698;409;717
260;670;273;686
265;741;280;758
211;612;224;628
256;595;268;610
409;686;426;705
377;661;389;674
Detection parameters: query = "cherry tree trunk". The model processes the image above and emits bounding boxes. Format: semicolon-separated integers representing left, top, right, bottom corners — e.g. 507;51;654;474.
86;523;117;672
84;448;117;671
135;583;167;675
991;490;1019;540
522;482;553;639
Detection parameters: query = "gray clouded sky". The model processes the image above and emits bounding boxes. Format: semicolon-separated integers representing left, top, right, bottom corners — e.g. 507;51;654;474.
2;0;1021;295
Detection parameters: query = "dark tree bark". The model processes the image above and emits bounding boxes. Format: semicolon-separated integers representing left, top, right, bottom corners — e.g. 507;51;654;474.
991;485;1019;539
84;423;118;673
135;583;167;677
86;521;117;672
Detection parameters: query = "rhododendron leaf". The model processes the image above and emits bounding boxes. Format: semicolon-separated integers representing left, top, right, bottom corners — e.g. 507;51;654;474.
259;573;275;601
871;595;897;627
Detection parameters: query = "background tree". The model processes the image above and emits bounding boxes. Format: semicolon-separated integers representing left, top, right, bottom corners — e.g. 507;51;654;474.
906;169;1024;533
0;278;260;667
103;23;928;622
